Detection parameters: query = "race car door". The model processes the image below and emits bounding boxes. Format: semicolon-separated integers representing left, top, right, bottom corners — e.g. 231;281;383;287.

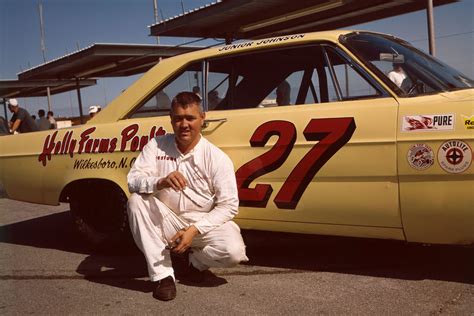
202;43;403;240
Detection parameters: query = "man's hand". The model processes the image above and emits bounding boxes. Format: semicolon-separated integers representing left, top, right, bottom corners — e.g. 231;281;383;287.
157;171;187;191
170;226;199;254
11;119;21;133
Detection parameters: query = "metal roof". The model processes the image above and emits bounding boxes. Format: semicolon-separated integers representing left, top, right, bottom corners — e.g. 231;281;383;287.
149;0;457;41
18;43;203;80
0;79;97;98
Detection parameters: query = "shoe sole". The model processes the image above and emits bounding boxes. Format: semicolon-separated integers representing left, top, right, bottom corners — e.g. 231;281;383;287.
153;292;176;301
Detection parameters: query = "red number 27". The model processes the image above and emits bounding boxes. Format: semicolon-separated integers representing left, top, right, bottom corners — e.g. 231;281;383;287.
235;118;356;209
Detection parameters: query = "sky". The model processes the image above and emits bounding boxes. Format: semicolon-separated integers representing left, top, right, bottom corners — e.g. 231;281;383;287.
0;0;473;120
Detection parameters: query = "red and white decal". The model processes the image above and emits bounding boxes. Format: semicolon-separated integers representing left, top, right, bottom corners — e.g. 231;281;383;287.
407;144;434;171
402;114;454;132
437;140;472;174
235;118;356;209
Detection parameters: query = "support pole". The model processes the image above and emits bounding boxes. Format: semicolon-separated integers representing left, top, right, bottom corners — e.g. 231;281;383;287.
46;86;52;111
2;98;7;120
153;0;160;44
427;0;436;56
76;78;85;124
344;64;349;97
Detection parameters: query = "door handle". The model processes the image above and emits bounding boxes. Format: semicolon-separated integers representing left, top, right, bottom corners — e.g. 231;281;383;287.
202;118;227;129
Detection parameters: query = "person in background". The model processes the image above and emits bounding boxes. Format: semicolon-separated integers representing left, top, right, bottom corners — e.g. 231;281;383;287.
387;62;407;88
89;105;101;119
192;86;202;100
37;109;51;131
276;80;291;106
207;90;221;110
7;99;38;134
47;111;57;129
31;115;37;120
0;116;11;135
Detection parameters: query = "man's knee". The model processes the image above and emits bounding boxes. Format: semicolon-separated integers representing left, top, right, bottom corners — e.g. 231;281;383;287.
218;242;247;267
127;193;148;216
228;244;246;266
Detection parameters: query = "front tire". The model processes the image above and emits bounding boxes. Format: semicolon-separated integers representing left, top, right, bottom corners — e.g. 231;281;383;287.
69;181;131;248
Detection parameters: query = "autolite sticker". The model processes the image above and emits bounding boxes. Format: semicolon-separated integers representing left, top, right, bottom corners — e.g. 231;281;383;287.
437;140;472;174
402;114;454;131
407;144;434;170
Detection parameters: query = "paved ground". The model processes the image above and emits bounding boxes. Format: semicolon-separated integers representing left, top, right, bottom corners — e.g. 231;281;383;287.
0;195;473;315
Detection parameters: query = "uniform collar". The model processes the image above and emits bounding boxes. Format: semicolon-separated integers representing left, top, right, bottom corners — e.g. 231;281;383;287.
174;134;204;160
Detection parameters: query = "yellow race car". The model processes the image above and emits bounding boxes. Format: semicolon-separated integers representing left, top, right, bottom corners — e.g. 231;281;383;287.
1;30;473;246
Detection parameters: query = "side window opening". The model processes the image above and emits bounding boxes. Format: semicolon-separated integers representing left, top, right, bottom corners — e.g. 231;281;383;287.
209;45;327;110
128;62;203;119
323;46;383;101
207;73;230;110
207;43;385;111
127;42;388;119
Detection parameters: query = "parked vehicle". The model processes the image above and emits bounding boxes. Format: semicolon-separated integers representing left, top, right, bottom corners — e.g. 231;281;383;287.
1;30;472;246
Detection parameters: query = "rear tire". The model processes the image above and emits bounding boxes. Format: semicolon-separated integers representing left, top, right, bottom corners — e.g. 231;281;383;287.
69;181;131;249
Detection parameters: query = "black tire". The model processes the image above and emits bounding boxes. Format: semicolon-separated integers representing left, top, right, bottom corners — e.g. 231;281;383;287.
69;181;131;248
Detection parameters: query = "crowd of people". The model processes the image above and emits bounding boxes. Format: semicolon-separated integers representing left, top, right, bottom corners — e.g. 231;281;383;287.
0;98;58;135
0;98;91;135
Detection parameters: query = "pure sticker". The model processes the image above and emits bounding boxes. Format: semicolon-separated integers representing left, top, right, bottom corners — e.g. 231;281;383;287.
402;114;454;131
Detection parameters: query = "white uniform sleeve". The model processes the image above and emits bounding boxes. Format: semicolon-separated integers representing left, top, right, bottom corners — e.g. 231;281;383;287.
127;138;162;194
387;71;397;84
193;154;239;234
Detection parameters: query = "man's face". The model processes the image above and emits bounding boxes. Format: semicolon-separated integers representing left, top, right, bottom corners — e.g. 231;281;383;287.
170;102;205;151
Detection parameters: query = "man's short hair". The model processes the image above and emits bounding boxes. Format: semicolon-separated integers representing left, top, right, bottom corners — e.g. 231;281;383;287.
171;92;202;111
38;109;45;117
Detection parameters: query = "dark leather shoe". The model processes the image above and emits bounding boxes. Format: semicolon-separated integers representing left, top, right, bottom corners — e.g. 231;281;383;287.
153;276;176;301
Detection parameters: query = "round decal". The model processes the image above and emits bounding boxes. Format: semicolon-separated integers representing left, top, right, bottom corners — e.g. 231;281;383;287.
437;140;472;174
407;144;434;170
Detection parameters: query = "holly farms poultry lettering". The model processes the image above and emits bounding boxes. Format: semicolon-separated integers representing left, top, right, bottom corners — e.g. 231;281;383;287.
38;124;166;166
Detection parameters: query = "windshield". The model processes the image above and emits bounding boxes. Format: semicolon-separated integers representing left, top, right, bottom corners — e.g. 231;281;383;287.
342;32;474;97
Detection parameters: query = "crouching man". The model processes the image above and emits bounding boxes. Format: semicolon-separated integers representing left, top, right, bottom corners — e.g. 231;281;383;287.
127;92;248;301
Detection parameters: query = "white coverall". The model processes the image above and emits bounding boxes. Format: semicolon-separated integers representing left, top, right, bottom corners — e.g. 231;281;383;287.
127;134;248;281
388;70;407;88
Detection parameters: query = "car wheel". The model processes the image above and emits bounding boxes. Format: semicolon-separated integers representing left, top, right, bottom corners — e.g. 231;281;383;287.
69;181;131;248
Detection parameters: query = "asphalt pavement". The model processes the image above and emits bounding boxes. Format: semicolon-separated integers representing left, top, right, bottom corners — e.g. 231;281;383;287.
0;194;473;315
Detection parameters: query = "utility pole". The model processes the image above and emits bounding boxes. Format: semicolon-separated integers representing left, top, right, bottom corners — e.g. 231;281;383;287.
153;0;160;44
427;0;436;56
39;2;46;63
39;1;52;111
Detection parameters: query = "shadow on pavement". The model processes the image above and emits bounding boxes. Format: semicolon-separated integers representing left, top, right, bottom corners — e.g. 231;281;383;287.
76;255;152;293
75;252;228;293
0;210;90;254
241;230;474;284
1;211;473;291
